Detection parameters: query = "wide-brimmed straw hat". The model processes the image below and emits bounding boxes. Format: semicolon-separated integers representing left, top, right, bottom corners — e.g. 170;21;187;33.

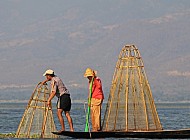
84;68;95;77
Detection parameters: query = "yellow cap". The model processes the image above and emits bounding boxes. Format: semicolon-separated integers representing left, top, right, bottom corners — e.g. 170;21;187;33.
84;68;95;77
43;69;54;76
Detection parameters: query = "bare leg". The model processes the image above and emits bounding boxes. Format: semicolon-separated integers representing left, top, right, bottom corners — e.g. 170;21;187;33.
65;111;74;131
57;109;65;131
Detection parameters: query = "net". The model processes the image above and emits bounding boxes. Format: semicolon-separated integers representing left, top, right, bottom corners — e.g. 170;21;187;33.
15;83;57;138
102;45;162;131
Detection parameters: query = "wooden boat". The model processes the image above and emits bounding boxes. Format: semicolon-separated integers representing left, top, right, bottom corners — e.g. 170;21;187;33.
52;45;190;139
52;129;190;139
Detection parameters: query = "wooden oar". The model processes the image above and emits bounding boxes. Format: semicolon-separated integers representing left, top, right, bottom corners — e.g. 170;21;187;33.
85;77;94;132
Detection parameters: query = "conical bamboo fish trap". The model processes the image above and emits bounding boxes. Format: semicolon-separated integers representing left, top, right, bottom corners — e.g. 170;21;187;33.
102;45;162;132
15;83;57;138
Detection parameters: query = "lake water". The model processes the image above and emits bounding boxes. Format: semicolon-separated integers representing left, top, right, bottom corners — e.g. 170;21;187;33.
0;102;190;139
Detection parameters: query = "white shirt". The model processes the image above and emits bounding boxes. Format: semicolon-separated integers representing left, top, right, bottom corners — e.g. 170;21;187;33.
51;76;69;97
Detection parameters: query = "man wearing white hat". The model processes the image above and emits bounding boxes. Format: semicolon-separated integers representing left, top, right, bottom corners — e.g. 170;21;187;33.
42;69;74;132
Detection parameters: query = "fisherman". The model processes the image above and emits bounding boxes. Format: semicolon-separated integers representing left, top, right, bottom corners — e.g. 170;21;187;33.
41;69;74;132
84;68;104;131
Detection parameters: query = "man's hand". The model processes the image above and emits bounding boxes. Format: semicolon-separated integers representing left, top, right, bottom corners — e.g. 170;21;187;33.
47;100;51;107
41;80;47;85
47;92;55;107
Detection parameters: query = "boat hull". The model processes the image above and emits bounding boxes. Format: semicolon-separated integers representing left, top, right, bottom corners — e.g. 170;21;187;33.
52;129;190;139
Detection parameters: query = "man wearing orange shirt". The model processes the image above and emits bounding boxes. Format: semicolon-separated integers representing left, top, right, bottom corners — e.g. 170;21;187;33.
84;68;104;131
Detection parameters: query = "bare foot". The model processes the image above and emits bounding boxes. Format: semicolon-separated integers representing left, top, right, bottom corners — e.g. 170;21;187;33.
57;130;65;133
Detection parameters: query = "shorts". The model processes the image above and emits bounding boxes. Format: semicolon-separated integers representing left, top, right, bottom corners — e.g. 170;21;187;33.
57;94;71;111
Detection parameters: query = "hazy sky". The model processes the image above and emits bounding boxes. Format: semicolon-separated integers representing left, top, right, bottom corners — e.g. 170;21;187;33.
0;0;190;93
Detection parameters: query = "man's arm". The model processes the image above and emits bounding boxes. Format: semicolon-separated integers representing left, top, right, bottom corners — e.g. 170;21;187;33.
41;79;49;85
94;78;102;89
47;91;56;106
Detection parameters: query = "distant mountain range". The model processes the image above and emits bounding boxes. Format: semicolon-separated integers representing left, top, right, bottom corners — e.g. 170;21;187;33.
0;0;190;102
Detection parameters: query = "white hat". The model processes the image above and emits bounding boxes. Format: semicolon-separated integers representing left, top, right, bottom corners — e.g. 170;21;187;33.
43;69;54;76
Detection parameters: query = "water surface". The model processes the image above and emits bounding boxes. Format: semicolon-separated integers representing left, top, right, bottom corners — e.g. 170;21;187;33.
0;102;190;139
